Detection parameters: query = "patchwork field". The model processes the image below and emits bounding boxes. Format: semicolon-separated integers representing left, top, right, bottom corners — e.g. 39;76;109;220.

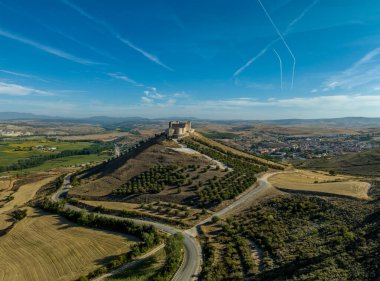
0;138;93;166
0;208;137;281
268;170;370;199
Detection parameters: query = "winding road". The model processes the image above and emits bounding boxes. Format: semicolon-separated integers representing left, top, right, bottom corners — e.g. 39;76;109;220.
52;170;279;280
51;174;201;281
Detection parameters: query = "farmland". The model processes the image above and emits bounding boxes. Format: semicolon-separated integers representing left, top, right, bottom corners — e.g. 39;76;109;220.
0;137;94;166
0;137;113;174
0;176;57;213
0;208;137;281
268;170;370;199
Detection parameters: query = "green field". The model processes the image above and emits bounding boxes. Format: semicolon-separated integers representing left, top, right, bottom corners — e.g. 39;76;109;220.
17;154;109;173
0;137;93;166
106;248;166;281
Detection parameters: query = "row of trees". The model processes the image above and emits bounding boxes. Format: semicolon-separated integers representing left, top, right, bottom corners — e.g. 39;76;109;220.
0;142;113;172
181;139;264;206
114;165;187;195
152;233;184;281
39;199;163;281
68;198;190;228
190;136;284;170
40;199;161;247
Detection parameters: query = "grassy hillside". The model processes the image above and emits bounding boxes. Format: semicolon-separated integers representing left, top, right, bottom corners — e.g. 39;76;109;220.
294;147;380;177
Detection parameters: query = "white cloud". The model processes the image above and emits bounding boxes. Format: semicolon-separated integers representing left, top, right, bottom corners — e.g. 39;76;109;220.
144;88;165;99
141;96;153;103
310;88;318;93
107;72;139;85
3;93;379;119
173;91;189;98
0;69;48;82
323;48;380;91
0;82;55;96
0;28;97;65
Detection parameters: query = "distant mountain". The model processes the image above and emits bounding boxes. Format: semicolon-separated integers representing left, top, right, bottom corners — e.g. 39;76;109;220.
0;112;58;120
0;112;148;124
257;117;380;127
0;113;379;127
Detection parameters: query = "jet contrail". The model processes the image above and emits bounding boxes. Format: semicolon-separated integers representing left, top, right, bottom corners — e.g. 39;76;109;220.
284;0;320;35
233;0;319;82
234;46;270;77
62;0;173;71
257;0;296;88
273;49;283;90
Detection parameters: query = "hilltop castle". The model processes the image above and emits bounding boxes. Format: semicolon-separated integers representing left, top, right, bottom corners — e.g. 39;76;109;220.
166;121;194;139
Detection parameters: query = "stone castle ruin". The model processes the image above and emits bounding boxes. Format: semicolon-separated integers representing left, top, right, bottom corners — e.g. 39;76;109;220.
166;121;194;139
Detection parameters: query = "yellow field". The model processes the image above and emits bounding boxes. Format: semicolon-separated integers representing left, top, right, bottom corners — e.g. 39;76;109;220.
0;176;57;214
0;213;12;231
0;179;15;202
268;170;370;199
0;208;137;281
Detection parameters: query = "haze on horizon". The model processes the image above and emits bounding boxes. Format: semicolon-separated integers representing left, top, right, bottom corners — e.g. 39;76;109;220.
0;0;379;119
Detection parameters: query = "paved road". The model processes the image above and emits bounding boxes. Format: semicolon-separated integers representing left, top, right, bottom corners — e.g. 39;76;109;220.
186;172;279;237
52;174;201;281
53;170;280;281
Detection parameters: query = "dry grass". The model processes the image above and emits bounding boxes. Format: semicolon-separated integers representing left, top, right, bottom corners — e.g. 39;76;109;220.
0;176;57;214
0;179;15;204
268;170;370;199
0;213;12;232
0;208;137;281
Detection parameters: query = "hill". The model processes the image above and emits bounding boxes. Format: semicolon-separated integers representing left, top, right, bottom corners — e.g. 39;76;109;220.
69;134;276;215
294;147;380;177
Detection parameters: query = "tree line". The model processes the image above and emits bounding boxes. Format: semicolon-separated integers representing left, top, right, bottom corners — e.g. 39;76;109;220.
0;142;113;172
38;199;162;281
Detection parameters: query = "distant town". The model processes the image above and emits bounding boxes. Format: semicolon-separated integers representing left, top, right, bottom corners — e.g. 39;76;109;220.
248;133;380;160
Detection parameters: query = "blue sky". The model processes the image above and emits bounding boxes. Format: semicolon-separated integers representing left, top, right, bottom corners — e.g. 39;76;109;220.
0;0;380;119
